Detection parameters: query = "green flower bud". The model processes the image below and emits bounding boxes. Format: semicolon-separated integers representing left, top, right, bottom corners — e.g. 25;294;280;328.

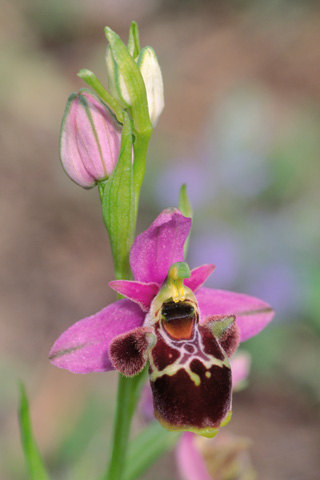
105;28;164;127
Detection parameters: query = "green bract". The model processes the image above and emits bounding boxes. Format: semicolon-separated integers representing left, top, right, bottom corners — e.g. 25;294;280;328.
105;27;152;135
101;112;135;280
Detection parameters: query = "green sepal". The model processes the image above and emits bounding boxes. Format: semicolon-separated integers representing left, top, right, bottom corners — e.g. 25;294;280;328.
123;422;180;480
179;184;193;258
18;383;50;480
127;21;140;58
77;68;124;124
101;112;135;280
105;27;152;136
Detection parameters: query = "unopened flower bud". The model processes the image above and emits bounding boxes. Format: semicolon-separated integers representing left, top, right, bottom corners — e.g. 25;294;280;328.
105;28;164;126
60;89;121;188
137;47;164;126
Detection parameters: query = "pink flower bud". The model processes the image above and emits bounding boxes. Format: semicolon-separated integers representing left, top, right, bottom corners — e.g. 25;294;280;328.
60;89;121;188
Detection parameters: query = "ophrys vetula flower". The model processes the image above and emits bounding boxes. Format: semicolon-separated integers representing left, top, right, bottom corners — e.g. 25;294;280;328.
49;208;273;436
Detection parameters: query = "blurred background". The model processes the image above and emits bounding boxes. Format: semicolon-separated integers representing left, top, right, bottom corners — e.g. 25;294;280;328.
1;0;320;478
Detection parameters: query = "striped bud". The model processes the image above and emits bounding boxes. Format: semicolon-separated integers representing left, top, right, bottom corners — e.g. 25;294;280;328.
60;89;121;188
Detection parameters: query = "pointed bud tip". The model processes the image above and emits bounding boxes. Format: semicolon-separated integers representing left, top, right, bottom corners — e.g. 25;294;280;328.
77;68;93;79
105;26;118;43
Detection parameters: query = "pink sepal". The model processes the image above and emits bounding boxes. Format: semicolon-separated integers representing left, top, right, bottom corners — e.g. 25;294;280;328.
196;287;274;342
130;208;191;285
49;299;145;374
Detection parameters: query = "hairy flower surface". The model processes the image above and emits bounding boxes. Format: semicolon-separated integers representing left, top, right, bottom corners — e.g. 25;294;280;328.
49;208;273;436
176;354;255;480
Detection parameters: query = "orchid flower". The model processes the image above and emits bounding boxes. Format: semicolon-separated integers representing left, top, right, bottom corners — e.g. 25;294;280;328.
49;208;273;437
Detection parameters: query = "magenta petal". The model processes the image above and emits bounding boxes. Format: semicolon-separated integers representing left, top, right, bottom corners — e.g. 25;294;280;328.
109;280;159;311
184;264;215;292
49;299;145;374
130;208;191;284
196;287;274;342
176;432;212;480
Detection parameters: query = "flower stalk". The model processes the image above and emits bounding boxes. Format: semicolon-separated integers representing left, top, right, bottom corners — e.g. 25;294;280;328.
102;369;147;480
98;113;144;478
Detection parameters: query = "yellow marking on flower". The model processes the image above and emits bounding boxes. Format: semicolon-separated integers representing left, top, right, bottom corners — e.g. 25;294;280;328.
154;412;220;438
149;345;229;387
168;265;186;302
186;367;201;386
205;371;211;378
220;410;232;427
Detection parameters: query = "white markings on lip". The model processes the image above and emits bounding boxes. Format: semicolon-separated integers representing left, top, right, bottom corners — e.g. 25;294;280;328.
149;323;230;387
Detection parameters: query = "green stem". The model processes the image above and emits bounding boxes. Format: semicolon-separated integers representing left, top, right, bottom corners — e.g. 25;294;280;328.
99;89;152;480
102;369;147;480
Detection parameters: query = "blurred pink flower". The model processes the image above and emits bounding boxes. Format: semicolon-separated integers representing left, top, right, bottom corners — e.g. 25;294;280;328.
49;208;273;434
176;432;255;480
60;89;121;188
231;352;251;390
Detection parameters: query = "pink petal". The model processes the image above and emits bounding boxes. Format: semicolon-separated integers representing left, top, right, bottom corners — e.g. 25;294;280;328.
49;299;145;374
109;326;156;376
230;352;251;389
109;280;159;311
184;264;215;292
130;208;191;284
176;432;212;480
196;287;274;342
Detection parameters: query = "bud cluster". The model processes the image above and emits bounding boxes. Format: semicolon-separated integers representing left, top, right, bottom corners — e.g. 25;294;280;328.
60;23;164;188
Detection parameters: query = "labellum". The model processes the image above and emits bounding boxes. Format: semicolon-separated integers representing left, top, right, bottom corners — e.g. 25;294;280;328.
110;262;240;437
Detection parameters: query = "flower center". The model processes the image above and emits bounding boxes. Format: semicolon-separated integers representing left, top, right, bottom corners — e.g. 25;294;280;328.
161;300;195;339
167;262;190;303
